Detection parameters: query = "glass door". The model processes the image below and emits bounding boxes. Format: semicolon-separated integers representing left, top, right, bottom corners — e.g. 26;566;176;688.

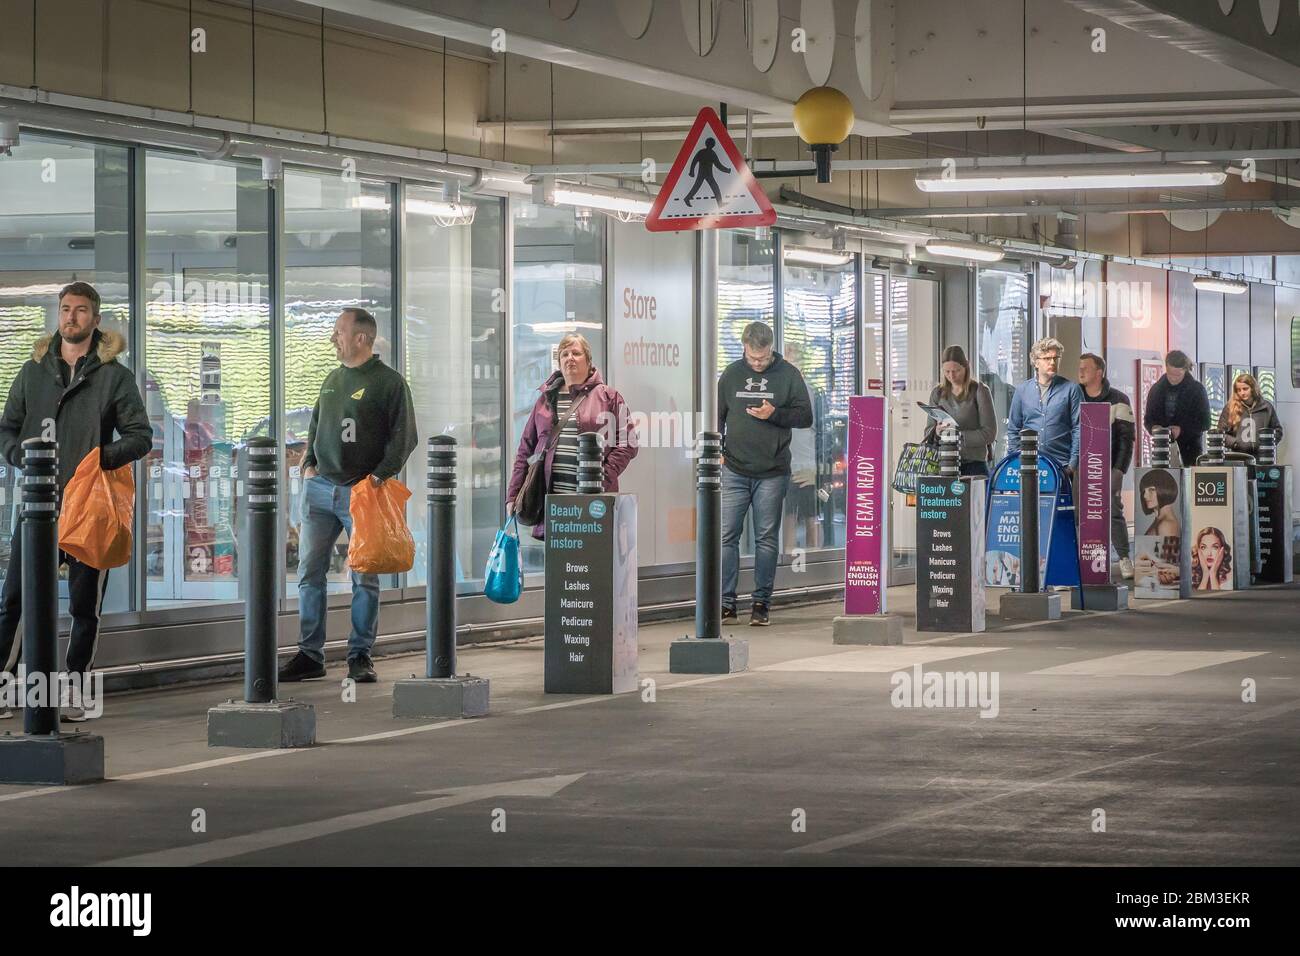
886;275;939;576
977;270;1031;463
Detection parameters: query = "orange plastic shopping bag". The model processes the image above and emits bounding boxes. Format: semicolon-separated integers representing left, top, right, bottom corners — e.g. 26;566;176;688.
347;477;415;574
58;448;136;570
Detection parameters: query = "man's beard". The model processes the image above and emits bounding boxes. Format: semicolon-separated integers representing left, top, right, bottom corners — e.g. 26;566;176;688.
61;326;93;345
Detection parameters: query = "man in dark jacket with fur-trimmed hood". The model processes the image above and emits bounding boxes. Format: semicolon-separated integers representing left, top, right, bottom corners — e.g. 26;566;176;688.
0;282;150;720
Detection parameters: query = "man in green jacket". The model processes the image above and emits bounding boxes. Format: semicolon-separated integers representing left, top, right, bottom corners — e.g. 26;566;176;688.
0;282;151;720
279;308;417;685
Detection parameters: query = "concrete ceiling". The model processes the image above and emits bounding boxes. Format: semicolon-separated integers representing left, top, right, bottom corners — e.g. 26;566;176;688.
280;0;1300;252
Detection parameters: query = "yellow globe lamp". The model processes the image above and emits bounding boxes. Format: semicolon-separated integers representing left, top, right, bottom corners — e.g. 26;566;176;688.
791;86;855;183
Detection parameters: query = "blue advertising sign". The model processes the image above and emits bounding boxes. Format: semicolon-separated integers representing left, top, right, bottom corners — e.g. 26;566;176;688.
984;454;1081;590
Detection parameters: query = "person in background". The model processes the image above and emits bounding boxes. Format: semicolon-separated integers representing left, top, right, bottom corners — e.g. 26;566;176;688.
279;307;418;686
923;345;997;478
1078;353;1136;579
507;332;638;536
1143;350;1210;467
719;321;813;627
1219;372;1283;458
0;282;151;721
1006;337;1081;474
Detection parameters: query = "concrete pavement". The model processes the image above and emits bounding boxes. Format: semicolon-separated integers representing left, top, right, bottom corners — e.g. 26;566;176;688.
1;584;1296;866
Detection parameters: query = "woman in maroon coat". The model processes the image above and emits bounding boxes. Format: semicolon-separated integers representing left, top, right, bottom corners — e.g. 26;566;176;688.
507;333;638;538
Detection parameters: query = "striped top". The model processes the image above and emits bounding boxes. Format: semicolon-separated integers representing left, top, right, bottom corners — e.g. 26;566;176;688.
550;392;581;494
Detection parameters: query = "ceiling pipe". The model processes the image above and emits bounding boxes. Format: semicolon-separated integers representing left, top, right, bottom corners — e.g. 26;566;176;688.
536;147;1300;179
0;93;527;193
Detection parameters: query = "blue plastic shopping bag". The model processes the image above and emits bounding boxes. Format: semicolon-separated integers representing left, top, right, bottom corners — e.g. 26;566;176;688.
484;515;523;604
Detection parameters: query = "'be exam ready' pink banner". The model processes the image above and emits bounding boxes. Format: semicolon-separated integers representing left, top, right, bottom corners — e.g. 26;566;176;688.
1079;401;1112;585
845;396;886;614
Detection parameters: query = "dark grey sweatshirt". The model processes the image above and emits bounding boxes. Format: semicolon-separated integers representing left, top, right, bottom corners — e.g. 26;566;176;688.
718;353;814;479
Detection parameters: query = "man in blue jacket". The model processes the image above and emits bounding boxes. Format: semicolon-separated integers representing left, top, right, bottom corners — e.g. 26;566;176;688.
1006;337;1081;473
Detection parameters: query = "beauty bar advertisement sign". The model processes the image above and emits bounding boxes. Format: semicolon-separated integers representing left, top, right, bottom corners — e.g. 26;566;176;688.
1078;402;1112;585
845;395;887;615
1186;467;1251;593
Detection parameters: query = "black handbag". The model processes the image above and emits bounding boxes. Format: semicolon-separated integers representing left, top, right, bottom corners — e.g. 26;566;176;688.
512;391;588;525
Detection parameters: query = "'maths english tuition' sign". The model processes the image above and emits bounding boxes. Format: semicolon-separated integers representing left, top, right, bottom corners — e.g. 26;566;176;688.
845;396;887;614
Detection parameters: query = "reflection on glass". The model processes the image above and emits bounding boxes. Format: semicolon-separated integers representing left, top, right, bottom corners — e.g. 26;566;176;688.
978;270;1029;462
718;229;773;374
781;256;857;551
888;276;938;571
717;229;775;560
863;273;885;394
404;187;504;594
143;153;271;608
0;136;133;613
511;202;605;573
282;171;394;594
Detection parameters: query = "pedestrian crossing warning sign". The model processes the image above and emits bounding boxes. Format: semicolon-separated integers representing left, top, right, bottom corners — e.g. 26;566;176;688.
644;107;776;232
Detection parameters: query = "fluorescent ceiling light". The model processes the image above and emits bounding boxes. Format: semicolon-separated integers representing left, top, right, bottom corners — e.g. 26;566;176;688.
783;246;852;266
352;192;476;224
551;184;653;217
915;164;1227;193
904;210;1032;218
407;197;476;225
1193;274;1248;295
924;239;1005;263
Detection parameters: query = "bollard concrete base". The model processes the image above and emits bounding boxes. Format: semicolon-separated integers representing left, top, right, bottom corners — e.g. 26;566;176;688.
669;637;748;674
392;676;489;719
999;591;1062;621
1070;584;1130;612
0;732;105;785
832;614;904;645
207;699;316;749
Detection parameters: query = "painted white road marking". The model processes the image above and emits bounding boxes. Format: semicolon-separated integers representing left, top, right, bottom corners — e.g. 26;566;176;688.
759;645;1009;673
97;773;585;867
0;673;744;804
1028;649;1267;677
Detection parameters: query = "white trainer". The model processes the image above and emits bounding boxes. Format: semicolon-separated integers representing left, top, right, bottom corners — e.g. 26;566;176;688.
1119;557;1135;580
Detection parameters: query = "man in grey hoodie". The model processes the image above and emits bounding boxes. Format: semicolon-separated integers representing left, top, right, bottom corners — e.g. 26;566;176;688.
717;321;813;626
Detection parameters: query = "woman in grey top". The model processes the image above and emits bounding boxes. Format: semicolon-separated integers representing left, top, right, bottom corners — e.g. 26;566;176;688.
923;345;998;477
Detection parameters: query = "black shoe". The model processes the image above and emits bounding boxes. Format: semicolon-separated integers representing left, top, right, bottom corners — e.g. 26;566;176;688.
721;605;738;623
749;603;770;626
348;654;378;684
278;651;326;682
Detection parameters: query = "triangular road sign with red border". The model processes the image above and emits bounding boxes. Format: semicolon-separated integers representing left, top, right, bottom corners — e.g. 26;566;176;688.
645;107;776;232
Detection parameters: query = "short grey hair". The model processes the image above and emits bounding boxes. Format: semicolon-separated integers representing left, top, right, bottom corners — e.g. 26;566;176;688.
1030;336;1065;362
741;321;773;350
556;332;593;367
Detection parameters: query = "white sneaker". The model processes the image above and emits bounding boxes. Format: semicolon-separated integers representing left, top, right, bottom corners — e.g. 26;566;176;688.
60;705;87;723
1119;557;1135;580
0;706;12;720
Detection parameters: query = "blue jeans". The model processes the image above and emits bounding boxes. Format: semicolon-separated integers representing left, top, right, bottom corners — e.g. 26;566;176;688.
297;476;380;663
721;467;787;607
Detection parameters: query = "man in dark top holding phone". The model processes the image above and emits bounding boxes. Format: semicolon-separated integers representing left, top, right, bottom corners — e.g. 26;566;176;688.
717;321;813;627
